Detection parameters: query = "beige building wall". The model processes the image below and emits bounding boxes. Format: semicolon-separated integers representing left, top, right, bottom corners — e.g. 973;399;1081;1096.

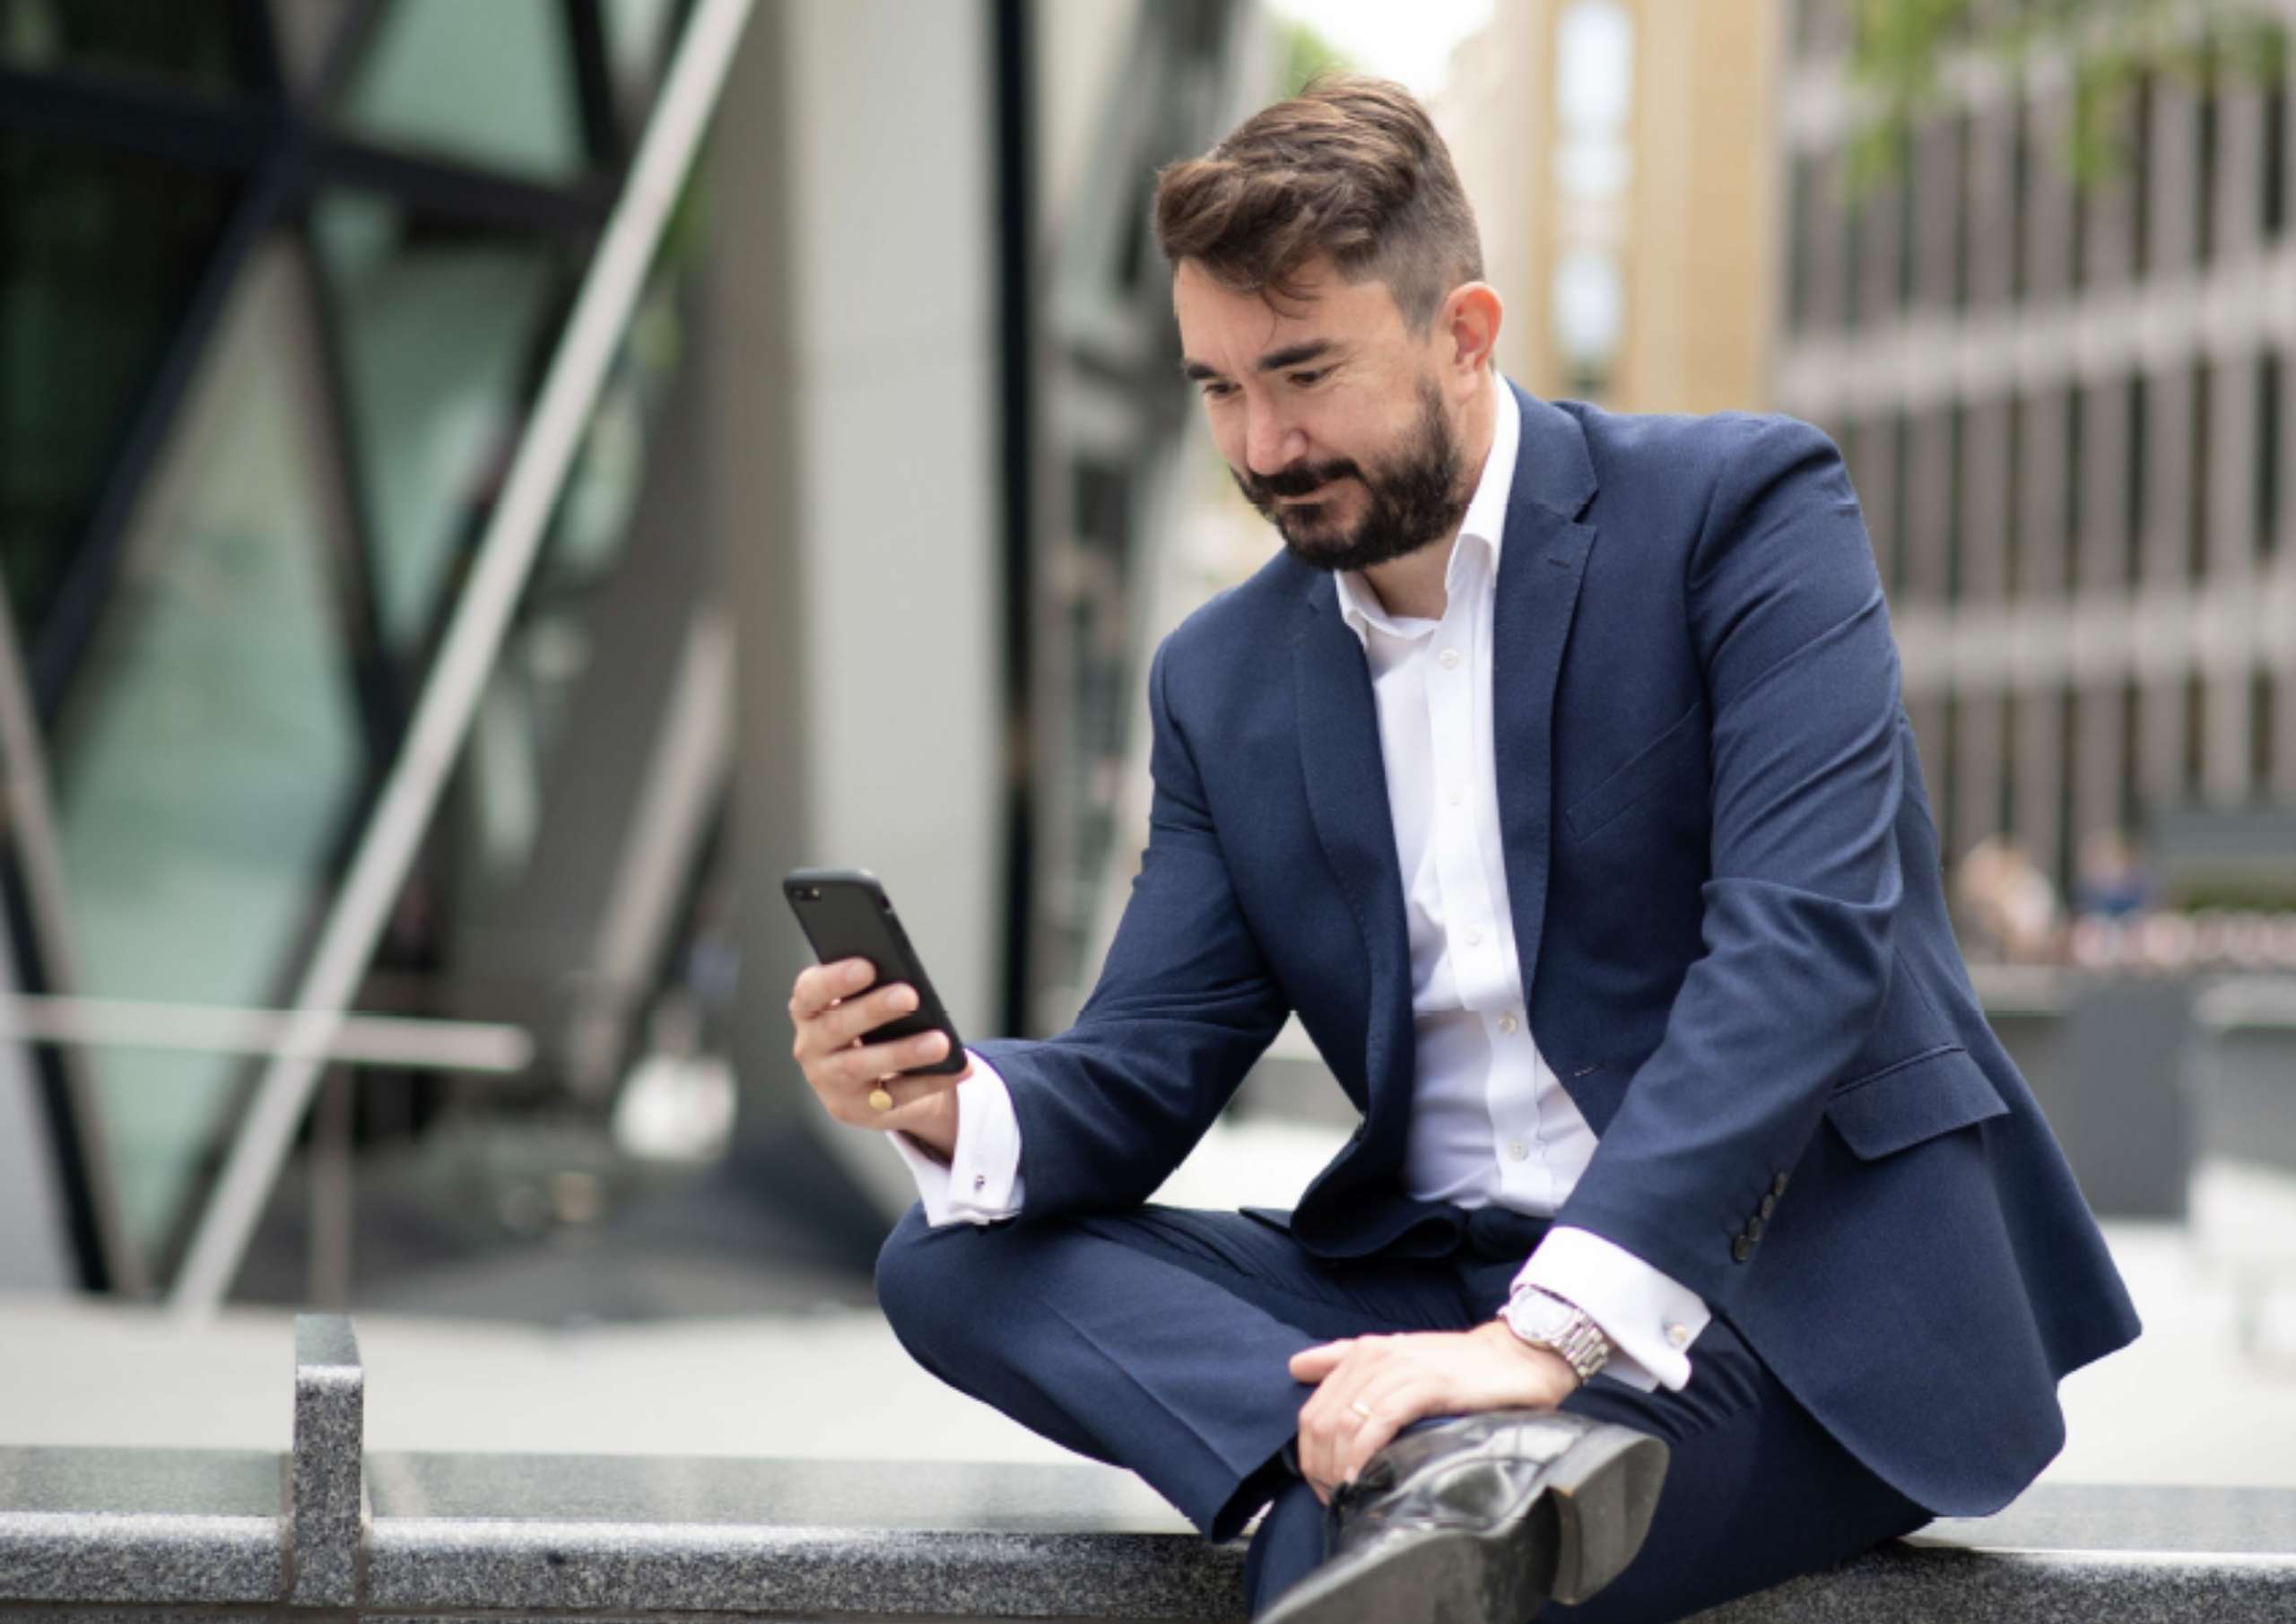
1431;2;1552;390
1613;0;1782;412
1435;0;1780;413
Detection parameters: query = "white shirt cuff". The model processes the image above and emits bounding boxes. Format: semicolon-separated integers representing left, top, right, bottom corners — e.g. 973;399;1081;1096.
1511;1225;1711;1393
887;1051;1025;1226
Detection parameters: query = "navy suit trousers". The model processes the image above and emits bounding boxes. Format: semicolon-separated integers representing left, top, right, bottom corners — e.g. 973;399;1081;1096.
875;1202;1934;1622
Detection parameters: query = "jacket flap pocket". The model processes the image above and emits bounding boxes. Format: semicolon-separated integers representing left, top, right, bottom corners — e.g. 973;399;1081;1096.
1564;698;1706;842
1824;1046;2007;1160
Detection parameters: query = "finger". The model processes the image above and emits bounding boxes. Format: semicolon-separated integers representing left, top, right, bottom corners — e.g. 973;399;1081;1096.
1288;1341;1352;1383
847;1055;972;1120
808;981;922;1055
1297;1347;1381;1494
1338;1374;1439;1485
823;1029;960;1093
792;958;874;1020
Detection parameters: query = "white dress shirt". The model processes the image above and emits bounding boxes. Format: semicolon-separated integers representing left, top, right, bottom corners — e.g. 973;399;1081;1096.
891;370;1711;1391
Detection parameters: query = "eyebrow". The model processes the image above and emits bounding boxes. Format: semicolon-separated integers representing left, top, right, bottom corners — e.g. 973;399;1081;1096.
1178;340;1343;383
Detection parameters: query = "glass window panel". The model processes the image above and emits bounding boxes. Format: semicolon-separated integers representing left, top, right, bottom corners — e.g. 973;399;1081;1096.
0;0;247;93
336;0;586;183
0;131;239;643
48;246;366;1264
314;193;564;654
456;269;686;889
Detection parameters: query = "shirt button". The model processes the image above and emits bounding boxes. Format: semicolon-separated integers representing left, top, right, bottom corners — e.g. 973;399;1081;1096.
1439;648;1462;669
1463;927;1483;946
972;1174;987;1191
1505;1141;1529;1162
1498;1012;1520;1035
1666;1324;1690;1348
1447;786;1464;807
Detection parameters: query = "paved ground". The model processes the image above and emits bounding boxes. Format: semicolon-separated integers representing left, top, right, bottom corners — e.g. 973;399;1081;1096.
3;1118;2292;1486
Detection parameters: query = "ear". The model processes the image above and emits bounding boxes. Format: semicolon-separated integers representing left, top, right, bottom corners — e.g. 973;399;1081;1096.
1440;282;1503;378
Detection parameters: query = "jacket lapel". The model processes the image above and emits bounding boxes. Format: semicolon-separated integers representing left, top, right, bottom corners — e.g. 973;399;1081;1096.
1494;383;1599;1017
1292;580;1416;1122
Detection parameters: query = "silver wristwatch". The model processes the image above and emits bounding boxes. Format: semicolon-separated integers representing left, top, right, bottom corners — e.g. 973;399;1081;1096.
1500;1287;1611;1383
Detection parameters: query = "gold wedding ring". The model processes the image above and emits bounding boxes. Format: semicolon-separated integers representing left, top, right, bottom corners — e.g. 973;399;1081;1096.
1349;1400;1374;1421
868;1086;895;1113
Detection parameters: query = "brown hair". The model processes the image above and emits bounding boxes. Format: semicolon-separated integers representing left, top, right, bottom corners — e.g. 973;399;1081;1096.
1152;72;1484;336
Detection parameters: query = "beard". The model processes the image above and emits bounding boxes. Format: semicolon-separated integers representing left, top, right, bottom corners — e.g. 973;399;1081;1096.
1231;378;1474;576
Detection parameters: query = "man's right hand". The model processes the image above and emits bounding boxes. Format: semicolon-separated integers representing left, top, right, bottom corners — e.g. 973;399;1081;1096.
788;958;968;1160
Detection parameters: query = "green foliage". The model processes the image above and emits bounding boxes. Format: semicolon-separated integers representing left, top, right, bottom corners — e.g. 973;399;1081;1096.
1842;0;2289;199
1277;15;1352;98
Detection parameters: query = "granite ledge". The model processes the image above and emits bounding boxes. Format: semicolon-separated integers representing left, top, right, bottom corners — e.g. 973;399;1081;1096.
0;1512;285;1605
1691;1541;2296;1624
0;1446;288;1606
362;1520;1245;1620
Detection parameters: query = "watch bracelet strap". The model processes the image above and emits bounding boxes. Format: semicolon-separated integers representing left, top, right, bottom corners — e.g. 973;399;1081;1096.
1507;1286;1611;1382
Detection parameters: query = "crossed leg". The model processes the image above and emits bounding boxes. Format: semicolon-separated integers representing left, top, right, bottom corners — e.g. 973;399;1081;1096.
874;1203;1931;1623
873;1203;1473;1567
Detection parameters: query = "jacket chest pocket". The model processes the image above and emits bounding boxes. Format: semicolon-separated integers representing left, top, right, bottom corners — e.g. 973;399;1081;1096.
1563;698;1708;844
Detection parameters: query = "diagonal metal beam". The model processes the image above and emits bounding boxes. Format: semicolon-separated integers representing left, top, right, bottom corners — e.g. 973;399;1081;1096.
0;572;147;1296
168;0;756;1319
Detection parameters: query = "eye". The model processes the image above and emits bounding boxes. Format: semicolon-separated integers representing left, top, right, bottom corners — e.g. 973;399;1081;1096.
1288;369;1327;388
1200;381;1236;401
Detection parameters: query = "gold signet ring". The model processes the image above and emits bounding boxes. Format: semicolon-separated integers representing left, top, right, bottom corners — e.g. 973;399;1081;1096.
868;1086;895;1113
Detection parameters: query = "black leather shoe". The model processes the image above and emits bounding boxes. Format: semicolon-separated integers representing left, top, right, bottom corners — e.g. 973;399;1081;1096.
1259;1411;1668;1624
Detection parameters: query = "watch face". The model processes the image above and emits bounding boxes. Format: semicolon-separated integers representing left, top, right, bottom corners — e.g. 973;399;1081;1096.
1505;1290;1574;1342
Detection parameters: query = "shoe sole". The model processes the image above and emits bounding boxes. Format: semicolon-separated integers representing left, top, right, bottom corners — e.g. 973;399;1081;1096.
1259;1421;1669;1624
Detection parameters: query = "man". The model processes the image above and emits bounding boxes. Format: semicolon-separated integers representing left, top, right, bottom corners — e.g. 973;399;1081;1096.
787;74;2140;1623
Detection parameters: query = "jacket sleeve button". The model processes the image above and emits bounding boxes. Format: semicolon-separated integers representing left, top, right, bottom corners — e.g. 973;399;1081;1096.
1772;1173;1789;1196
1760;1194;1777;1219
1731;1235;1752;1263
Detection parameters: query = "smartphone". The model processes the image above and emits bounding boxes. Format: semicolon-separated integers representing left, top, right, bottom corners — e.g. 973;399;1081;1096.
782;867;968;1075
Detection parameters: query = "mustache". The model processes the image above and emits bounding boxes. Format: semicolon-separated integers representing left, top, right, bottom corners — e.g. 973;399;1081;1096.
1237;459;1358;506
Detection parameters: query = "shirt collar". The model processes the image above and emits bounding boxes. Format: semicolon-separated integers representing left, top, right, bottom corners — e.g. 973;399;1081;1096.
1335;369;1520;645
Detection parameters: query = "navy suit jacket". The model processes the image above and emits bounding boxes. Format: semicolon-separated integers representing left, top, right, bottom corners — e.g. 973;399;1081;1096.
973;378;2141;1517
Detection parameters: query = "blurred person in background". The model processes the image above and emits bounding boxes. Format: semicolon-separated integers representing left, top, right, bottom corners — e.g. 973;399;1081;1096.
790;74;2138;1624
2073;828;2155;921
1952;836;2062;964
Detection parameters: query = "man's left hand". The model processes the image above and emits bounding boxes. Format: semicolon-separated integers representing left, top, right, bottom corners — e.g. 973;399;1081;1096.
1289;1322;1582;1504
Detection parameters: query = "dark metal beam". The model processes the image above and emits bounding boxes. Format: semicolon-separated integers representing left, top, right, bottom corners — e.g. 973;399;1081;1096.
990;0;1036;1038
0;65;274;173
290;229;410;784
28;161;290;721
314;136;614;235
565;0;626;171
233;0;287;102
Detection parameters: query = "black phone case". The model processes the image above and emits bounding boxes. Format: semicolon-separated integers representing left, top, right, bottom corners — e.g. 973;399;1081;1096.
782;867;968;1074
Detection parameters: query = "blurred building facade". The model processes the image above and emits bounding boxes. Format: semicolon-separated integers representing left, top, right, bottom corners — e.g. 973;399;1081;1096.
1775;0;2296;899
0;0;1261;1314
1435;0;1779;413
1;0;745;1301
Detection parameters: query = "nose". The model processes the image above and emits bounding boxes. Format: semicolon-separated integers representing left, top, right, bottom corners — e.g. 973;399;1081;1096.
1241;399;1304;480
